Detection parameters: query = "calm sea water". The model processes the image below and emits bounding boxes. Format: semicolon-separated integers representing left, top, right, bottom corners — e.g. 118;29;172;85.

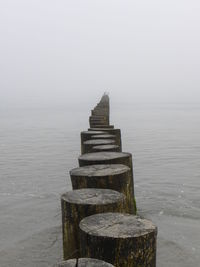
0;103;199;266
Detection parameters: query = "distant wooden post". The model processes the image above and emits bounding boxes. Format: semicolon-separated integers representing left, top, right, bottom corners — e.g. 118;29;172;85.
80;213;157;267
92;144;120;152
82;139;115;154
61;189;126;260
88;128;122;151
80;131;105;154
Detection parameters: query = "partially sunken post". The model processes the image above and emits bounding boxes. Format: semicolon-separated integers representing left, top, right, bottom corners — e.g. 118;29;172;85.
80;213;157;267
61;189;126;260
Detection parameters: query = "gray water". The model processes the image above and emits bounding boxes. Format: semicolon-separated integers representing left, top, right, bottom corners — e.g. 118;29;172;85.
0;103;199;266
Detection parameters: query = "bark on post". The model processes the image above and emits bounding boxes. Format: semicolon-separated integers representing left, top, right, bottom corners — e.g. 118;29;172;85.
92;144;120;152
79;213;157;267
56;258;114;267
82;139;115;154
61;189;126;260
70;164;135;213
88;128;122;151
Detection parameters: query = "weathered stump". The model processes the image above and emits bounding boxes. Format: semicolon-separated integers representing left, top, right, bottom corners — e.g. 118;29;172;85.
56;258;114;267
80;213;157;267
88;128;122;151
61;188;126;260
92;144;120;152
82;139;115;154
78;152;136;213
80;131;105;154
70;164;135;213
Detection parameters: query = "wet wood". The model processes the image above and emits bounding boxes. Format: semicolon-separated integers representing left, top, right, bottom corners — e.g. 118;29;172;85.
56;258;114;267
70;164;135;213
82;139;115;154
79;213;157;267
61;188;126;260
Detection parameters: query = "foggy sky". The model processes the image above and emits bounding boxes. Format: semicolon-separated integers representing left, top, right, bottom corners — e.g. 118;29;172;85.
1;0;200;108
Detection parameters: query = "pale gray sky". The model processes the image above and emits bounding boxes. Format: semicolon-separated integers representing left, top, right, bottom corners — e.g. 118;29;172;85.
1;0;200;108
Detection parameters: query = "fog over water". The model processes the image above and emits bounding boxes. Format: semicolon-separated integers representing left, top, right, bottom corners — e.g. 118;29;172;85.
1;0;200;107
1;1;200;267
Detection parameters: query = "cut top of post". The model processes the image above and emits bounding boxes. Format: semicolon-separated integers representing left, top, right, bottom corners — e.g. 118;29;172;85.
79;152;132;162
56;258;114;267
70;164;130;177
80;212;157;238
61;189;125;205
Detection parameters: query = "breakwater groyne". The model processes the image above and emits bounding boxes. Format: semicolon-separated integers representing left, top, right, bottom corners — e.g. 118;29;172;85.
55;94;157;267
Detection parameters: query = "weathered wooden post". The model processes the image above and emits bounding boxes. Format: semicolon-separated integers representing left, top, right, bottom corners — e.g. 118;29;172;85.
90;125;114;129
80;213;157;267
70;164;135;213
80;131;105;154
82;139;115;154
88;128;122;151
92;144;120;152
61;188;126;260
91;134;116;140
78;151;136;214
55;258;114;267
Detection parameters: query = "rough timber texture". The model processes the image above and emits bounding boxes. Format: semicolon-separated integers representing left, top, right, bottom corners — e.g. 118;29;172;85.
92;144;120;152
82;139;115;154
80;131;105;154
88;128;122;151
78;152;136;214
61;189;126;260
70;164;135;213
56;258;114;267
79;213;157;267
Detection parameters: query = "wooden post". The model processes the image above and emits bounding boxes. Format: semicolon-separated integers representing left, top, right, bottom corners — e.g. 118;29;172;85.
82;139;115;154
88;128;122;151
78;152;136;213
90;125;114;129
92;144;120;152
91;134;116;140
80;213;157;267
80;131;105;154
56;258;114;267
61;189;126;260
70;164;135;213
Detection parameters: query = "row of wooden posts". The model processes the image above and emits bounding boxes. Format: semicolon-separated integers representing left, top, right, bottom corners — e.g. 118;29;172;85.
56;94;157;267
